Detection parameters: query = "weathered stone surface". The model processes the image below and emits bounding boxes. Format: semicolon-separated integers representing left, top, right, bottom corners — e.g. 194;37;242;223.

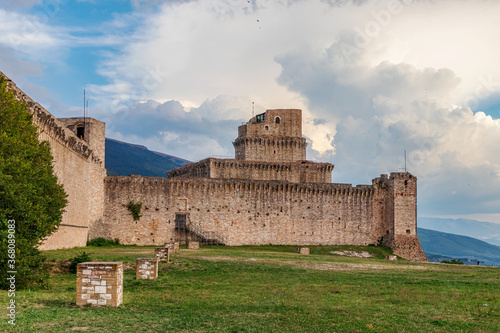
76;262;123;307
385;255;398;261
136;258;159;280
187;241;200;250
164;243;175;254
155;247;169;262
298;247;310;255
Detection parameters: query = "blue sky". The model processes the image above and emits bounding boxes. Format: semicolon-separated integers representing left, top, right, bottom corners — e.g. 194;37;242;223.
1;0;500;224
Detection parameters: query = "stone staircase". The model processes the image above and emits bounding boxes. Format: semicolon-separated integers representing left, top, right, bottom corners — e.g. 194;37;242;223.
175;217;226;245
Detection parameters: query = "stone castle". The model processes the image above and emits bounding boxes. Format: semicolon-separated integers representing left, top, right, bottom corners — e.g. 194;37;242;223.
2;71;427;261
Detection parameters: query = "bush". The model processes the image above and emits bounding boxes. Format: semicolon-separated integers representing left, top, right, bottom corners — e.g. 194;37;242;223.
441;259;464;265
87;237;120;247
69;251;91;274
126;200;142;221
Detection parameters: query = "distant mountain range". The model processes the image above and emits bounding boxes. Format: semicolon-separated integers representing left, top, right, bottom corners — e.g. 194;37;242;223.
104;138;500;266
105;138;190;177
418;228;500;266
418;217;500;246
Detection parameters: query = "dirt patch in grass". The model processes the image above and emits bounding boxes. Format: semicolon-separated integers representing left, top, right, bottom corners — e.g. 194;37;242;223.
291;261;429;271
198;255;429;271
199;256;263;262
47;260;71;275
122;251;154;254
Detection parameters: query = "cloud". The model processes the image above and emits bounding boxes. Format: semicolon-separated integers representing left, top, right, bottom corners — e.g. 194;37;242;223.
2;0;500;220
102;95;254;161
275;29;500;216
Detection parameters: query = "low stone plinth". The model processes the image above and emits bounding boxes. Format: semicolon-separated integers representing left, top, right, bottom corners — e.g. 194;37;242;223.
187;241;199;250
155;247;170;262
136;258;159;280
298;247;310;255
174;242;179;252
385;255;397;261
164;243;175;254
76;262;123;307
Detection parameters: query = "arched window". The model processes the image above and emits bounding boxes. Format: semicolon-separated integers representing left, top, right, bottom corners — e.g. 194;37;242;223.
275;116;281;124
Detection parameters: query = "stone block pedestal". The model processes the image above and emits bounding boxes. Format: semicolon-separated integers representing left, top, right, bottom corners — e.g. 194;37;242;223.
165;243;175;254
297;247;310;255
136;258;159;280
155;247;170;262
187;241;199;250
76;262;123;307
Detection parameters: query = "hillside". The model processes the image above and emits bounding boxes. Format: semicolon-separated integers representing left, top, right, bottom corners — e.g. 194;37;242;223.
418;216;500;246
105;138;190;177
418;227;500;266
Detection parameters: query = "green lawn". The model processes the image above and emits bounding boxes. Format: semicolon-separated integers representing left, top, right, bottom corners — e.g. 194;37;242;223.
1;245;498;332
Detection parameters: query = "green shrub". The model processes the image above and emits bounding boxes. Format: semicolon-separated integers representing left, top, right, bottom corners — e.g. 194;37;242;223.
125;200;142;221
69;251;91;273
87;237;120;247
441;259;464;265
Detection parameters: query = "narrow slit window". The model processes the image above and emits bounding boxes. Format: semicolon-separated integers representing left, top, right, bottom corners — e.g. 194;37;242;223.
77;126;85;139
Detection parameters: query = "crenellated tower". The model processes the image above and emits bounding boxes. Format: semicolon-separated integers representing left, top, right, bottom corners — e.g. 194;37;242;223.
233;109;307;162
373;172;427;261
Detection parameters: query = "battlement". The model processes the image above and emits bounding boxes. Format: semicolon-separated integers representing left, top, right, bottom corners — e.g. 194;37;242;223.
167;158;333;183
58;117;106;165
233;109;307;162
1;71;103;165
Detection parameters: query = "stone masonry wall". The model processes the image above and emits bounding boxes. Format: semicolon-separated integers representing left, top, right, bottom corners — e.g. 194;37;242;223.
1;71;106;250
99;172;426;261
97;176;382;247
234;109;307;162
167;158;333;183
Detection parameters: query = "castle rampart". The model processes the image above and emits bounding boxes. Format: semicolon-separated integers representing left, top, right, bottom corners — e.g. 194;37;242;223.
1;71;106;250
2;71;426;261
167;158;333;183
97;176;381;247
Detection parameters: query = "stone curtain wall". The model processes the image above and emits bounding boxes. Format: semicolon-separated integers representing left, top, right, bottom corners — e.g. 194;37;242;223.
1;71;106;250
99;176;381;247
167;158;333;184
99;173;426;260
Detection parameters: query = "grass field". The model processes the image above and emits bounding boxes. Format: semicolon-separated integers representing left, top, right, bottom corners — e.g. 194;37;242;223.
1;244;499;332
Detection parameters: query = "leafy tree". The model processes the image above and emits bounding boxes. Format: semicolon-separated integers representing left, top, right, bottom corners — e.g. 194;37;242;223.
0;76;67;289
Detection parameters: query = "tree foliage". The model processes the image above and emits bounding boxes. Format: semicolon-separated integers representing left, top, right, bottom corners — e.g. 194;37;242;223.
0;77;68;289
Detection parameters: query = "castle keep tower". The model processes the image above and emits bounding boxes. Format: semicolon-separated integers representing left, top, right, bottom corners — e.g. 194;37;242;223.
233;109;307;162
169;109;333;183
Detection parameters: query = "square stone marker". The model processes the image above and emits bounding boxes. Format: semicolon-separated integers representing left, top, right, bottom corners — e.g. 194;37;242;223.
76;262;123;307
136;258;159;280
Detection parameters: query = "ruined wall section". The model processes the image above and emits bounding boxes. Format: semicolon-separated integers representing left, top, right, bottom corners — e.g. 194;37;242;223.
167;158;333;183
1;71;105;250
99;176;379;247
